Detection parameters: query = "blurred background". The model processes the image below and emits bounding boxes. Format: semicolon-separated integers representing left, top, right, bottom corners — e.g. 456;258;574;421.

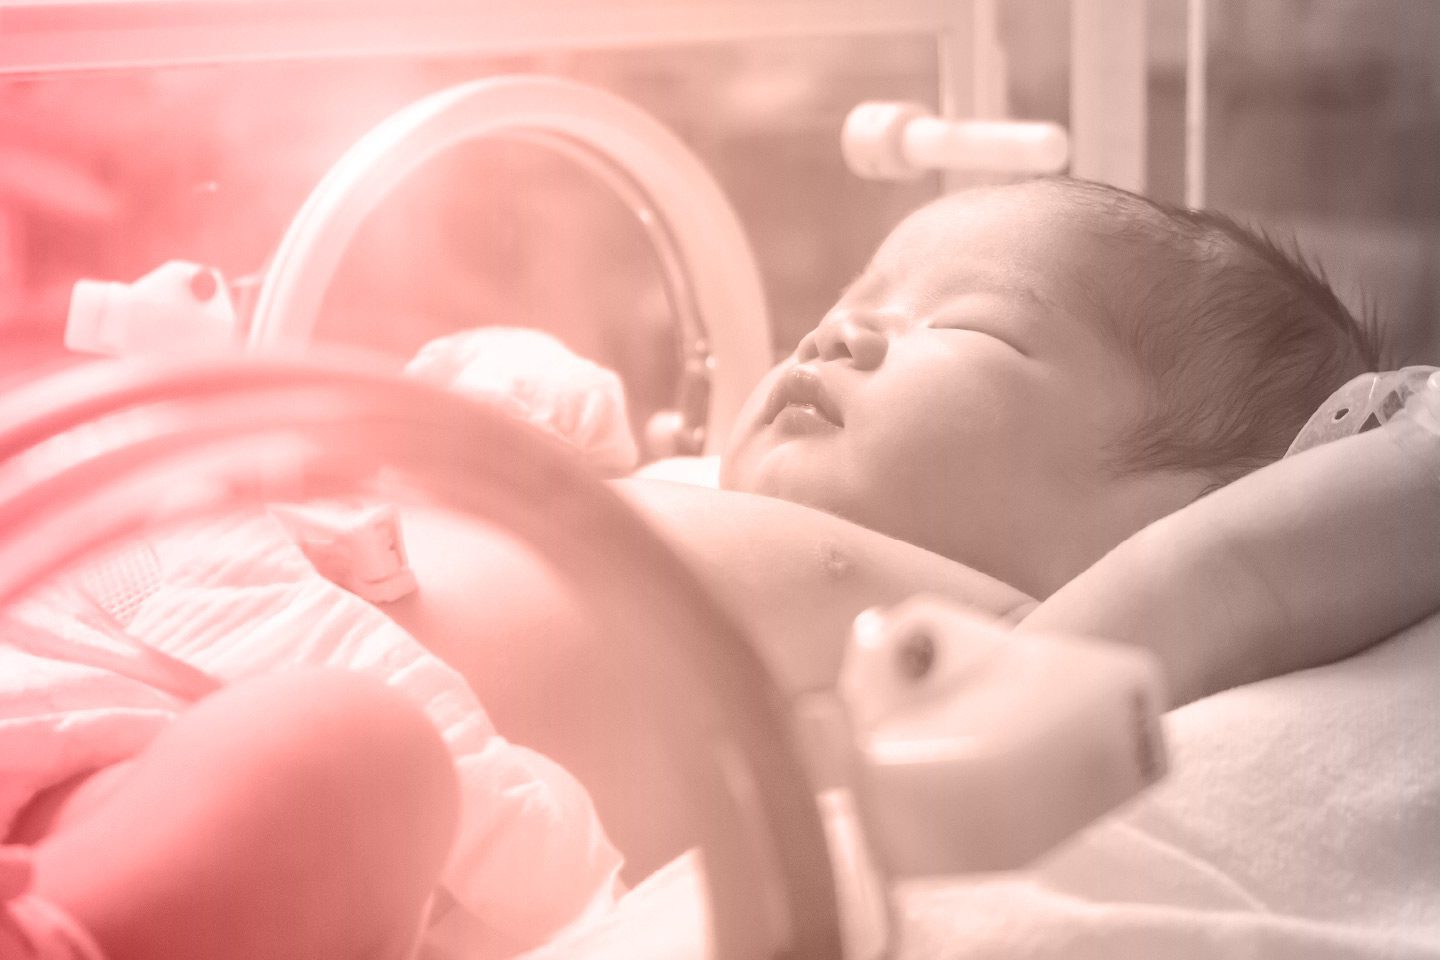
1;0;1436;442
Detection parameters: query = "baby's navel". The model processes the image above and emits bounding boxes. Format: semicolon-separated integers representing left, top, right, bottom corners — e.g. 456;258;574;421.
817;541;855;580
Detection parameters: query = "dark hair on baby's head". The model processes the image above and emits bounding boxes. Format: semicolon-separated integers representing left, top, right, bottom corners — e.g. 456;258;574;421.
1034;177;1381;487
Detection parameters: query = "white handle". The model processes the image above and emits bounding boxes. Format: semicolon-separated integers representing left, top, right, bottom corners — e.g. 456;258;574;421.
838;598;1165;877
66;261;236;357
842;101;1070;181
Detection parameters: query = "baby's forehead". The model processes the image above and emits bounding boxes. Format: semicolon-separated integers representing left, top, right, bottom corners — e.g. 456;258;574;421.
891;184;1080;251
868;187;1090;312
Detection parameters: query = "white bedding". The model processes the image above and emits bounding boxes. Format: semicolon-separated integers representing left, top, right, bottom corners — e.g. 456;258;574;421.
893;608;1440;959
539;611;1440;959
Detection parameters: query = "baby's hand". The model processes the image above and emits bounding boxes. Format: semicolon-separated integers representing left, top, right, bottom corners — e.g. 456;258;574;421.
405;326;640;477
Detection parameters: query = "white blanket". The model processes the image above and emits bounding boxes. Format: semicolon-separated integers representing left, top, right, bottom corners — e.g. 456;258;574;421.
895;610;1440;959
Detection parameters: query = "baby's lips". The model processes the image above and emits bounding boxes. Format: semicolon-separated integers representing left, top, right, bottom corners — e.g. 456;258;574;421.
766;364;844;426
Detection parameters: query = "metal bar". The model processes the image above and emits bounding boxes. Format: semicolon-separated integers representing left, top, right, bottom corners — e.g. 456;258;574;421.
969;0;1006;120
1184;0;1207;208
933;0;976;193
934;0;974;121
1070;0;1147;192
0;0;953;76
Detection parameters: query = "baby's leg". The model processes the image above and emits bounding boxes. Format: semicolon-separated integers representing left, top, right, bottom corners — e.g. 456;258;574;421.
11;669;458;960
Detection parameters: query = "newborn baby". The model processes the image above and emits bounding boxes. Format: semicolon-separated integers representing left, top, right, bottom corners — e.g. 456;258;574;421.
392;177;1440;893
11;176;1427;960
716;177;1376;598
410;175;1384;666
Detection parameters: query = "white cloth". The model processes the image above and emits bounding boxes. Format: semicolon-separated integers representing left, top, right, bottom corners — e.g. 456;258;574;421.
405;327;639;477
895;611;1440;959
0;513;622;951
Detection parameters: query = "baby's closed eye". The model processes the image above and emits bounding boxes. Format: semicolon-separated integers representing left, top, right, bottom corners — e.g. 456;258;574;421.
925;321;1030;357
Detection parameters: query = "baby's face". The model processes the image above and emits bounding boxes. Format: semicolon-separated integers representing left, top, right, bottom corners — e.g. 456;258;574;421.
721;186;1197;597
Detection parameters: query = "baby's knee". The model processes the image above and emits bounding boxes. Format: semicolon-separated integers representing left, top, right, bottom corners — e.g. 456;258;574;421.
25;669;459;960
268;670;460;949
177;669;459;947
210;668;458;847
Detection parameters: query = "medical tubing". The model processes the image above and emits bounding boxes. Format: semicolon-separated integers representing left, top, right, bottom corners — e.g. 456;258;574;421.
2;606;222;704
0;355;841;960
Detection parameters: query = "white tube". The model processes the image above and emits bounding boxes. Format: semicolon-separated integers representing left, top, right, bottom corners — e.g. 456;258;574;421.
901;116;1069;175
842;101;1069;181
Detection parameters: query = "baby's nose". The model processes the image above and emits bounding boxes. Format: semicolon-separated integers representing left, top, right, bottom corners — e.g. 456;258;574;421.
796;312;888;370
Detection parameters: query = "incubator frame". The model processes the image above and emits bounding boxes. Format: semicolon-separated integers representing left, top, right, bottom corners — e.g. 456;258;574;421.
246;74;773;454
0;0;1151;192
0;352;844;958
3;0;1161;454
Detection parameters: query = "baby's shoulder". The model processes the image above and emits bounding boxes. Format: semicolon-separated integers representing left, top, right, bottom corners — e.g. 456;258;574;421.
613;478;1033;691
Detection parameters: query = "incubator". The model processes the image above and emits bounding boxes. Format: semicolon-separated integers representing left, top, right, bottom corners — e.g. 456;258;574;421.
2;2;1438;959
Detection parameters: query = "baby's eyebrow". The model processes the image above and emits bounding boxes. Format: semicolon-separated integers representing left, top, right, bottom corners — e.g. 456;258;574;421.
836;260;1054;318
933;265;1057;314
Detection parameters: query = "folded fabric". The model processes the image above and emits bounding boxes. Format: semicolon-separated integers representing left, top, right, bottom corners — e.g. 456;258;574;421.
894;611;1440;959
405;327;639;477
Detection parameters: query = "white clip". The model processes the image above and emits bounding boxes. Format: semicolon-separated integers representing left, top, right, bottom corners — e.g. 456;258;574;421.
66;261;237;357
269;501;417;604
1416;371;1440;436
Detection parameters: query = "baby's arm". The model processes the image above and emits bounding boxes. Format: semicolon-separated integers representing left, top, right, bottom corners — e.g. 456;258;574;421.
1021;413;1440;706
398;481;1031;704
615;480;1035;694
391;482;1032;879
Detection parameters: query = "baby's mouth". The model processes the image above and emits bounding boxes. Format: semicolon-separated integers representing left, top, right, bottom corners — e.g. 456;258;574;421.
764;365;844;427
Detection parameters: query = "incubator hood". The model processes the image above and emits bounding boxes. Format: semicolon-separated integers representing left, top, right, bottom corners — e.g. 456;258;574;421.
0;3;1177;955
1;0;1153;456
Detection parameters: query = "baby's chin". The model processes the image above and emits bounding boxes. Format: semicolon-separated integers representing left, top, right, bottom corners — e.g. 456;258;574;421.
721;457;849;523
716;434;800;499
715;427;767;492
715;456;770;497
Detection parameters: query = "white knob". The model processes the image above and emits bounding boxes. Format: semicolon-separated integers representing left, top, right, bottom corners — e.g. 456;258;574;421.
1417;371;1440;436
842;101;1070;181
838;597;1166;876
66;261;237;357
